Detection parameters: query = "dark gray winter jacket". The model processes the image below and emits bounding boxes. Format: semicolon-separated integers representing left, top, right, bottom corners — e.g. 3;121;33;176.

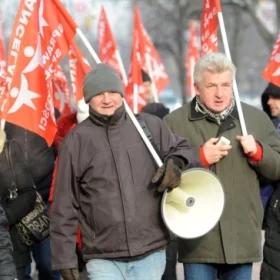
50;105;198;270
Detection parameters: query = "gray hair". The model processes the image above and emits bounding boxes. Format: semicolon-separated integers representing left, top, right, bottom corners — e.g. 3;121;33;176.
193;52;236;85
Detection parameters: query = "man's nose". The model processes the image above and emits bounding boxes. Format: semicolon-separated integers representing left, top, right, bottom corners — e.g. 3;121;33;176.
267;97;273;105
102;92;111;102
215;86;223;97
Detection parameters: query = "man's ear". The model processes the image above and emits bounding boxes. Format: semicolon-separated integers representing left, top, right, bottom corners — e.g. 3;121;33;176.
194;83;200;96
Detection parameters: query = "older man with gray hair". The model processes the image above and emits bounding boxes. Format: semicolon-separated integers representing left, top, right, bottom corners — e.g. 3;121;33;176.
164;52;280;280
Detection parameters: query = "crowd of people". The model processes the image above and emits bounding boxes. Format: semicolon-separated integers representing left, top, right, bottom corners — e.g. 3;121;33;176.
1;52;280;280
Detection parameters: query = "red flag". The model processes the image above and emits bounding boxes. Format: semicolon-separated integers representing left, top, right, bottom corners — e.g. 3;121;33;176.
185;20;200;97
263;32;280;87
200;0;221;55
126;8;146;113
68;42;92;102
1;0;77;145
52;64;74;118
0;23;7;111
126;7;169;112
98;6;126;84
134;7;169;93
0;24;6;77
125;44;146;113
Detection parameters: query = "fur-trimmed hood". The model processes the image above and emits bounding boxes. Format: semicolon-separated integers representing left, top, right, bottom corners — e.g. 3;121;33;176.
0;128;6;154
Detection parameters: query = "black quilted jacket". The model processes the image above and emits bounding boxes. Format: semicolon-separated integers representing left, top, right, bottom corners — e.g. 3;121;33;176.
0;203;17;279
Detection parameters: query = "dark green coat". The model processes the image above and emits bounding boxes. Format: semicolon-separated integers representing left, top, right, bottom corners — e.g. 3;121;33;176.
165;100;280;264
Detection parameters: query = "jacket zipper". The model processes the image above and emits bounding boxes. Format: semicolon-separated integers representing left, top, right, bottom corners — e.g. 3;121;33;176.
105;125;131;255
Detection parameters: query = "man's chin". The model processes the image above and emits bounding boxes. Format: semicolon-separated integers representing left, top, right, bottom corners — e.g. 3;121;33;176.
99;109;115;116
102;112;114;117
211;105;228;113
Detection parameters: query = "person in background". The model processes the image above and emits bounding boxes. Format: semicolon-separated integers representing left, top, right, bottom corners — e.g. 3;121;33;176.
0;202;17;280
141;102;178;280
0;127;36;279
164;52;280;280
5;123;60;280
142;102;170;119
260;82;280;280
141;70;154;104
50;63;198;280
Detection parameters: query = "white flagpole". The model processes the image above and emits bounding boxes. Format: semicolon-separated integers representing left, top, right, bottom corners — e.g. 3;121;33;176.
76;28;101;64
76;28;162;167
217;11;248;136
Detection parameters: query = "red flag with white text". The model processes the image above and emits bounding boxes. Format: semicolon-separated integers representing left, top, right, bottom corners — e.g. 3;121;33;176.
134;7;169;93
185;20;200;97
126;8;146;113
200;0;221;55
98;6;126;83
1;0;77;145
263;32;280;87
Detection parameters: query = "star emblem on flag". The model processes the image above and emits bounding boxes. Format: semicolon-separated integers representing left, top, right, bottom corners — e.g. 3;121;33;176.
8;74;40;114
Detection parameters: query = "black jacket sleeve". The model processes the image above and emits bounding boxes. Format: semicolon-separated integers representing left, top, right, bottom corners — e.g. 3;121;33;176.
0;203;17;279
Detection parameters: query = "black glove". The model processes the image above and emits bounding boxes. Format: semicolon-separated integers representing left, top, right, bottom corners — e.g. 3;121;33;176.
60;268;79;280
151;158;182;192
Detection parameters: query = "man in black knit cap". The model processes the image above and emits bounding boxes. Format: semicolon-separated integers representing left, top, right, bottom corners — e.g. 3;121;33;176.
50;63;198;280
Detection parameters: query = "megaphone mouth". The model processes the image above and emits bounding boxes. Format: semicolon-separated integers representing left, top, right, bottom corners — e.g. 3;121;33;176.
186;197;195;207
161;168;225;239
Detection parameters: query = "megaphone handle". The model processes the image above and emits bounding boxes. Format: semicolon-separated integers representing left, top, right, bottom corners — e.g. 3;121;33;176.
166;188;186;203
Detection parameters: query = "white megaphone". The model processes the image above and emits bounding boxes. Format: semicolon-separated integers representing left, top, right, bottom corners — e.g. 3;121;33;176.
161;168;225;239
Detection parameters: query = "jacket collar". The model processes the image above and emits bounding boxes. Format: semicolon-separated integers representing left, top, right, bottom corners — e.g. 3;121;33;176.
189;97;239;134
189;97;239;122
89;104;126;126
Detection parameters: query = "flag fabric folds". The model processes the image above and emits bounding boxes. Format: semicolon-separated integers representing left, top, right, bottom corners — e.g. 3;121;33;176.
52;64;73;118
126;6;169;112
98;6;126;84
1;0;77;145
0;23;7;112
263;32;280;87
134;7;169;93
126;22;145;113
68;42;91;103
0;24;6;77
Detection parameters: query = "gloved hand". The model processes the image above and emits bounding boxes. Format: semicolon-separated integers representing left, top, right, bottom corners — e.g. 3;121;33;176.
151;158;182;192
60;268;79;280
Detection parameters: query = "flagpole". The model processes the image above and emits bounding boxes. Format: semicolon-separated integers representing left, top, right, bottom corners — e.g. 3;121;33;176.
217;12;248;136
76;28;101;64
76;28;162;167
115;50;128;86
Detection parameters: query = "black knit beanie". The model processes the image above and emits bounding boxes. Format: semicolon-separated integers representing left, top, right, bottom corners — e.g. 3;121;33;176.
83;64;124;103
